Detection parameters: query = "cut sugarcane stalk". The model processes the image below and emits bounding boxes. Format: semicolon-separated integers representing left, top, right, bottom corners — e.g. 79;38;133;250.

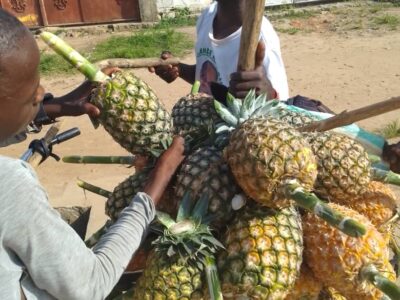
96;57;180;69
205;256;223;300
63;155;135;165
77;179;112;198
360;264;400;300
282;180;366;237
41;32;109;82
371;168;400;186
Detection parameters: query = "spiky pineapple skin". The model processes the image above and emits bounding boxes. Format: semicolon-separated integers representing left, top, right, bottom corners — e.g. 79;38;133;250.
339;181;397;229
218;204;303;299
105;169;151;221
172;93;221;135
303;203;396;299
285;263;322;300
174;146;240;229
132;251;205;300
106;168;177;221
91;71;172;155
273;107;315;128
305;132;371;201
225;117;317;207
318;288;347;300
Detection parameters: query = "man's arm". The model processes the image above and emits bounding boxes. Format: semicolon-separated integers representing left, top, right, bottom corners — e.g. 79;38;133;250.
1;138;184;299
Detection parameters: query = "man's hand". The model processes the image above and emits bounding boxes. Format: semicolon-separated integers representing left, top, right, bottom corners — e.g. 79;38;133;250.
229;41;276;100
143;136;186;205
148;51;180;83
43;67;120;119
382;142;400;173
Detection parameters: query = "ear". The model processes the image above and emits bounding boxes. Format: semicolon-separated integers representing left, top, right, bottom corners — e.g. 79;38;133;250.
33;85;45;105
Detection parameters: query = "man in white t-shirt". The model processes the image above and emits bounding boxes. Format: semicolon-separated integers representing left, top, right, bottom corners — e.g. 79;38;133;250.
150;0;289;100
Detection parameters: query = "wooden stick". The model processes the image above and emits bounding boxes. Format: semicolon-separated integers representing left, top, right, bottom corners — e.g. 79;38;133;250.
28;120;63;168
299;96;400;133
237;0;266;71
96;57;180;69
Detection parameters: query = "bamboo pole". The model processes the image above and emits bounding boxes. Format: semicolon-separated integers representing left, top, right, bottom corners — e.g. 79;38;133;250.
237;0;266;71
300;96;400;133
96;57;181;69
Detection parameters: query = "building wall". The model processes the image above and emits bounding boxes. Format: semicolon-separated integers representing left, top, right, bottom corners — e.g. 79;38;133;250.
157;0;212;13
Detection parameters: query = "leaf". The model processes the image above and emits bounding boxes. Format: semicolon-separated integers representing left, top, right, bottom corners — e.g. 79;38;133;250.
214;100;238;126
156;210;176;229
176;191;193;223
192;191;210;220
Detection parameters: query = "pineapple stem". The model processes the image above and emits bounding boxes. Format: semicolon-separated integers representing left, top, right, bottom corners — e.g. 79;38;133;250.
283;181;366;237
191;80;201;95
371;168;400;186
40;32;109;82
77;179;112;198
205;256;223;300
63;155;135;165
361;264;400;300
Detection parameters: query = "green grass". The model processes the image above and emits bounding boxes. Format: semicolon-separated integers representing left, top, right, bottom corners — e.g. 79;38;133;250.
376;120;400;139
374;14;400;29
89;29;193;61
276;27;301;35
40;29;193;76
155;7;197;29
39;52;76;75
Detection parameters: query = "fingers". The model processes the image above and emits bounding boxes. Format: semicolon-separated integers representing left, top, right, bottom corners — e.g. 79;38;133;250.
83;103;100;118
101;67;121;76
161;51;172;59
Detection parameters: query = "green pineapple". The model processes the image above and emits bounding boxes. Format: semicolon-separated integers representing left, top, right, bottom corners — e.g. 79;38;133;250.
174;146;240;230
218;203;303;299
172;81;221;136
41;32;172;156
106;167;177;222
132;192;224;300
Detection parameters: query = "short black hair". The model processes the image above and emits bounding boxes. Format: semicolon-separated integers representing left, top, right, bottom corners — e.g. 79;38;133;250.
0;9;29;61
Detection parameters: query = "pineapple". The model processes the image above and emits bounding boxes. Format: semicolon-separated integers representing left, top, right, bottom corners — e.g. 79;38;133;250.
214;91;367;237
224;117;317;208
285;264;322;300
41;31;172;156
305;132;371;201
172;81;221;136
105;168;151;221
217;203;303;299
105;167;177;221
303;203;398;299
91;71;172;155
319;288;347;300
338;181;397;229
174;146;240;230
132;192;223;300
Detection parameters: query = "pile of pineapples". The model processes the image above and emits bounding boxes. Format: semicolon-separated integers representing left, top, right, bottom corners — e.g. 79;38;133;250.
40;32;400;299
88;82;400;300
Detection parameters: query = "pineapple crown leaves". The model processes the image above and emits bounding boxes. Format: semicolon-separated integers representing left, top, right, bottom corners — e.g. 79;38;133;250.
153;191;224;268
213;89;282;135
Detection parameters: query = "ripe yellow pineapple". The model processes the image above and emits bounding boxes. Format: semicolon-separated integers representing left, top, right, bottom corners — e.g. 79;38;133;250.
303;203;398;299
305;132;371;201
338;181;397;229
218;203;303;299
285;263;322;300
214;91;367;237
319;287;347;300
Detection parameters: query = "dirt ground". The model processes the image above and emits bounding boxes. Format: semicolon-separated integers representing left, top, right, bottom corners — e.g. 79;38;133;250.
1;2;400;238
